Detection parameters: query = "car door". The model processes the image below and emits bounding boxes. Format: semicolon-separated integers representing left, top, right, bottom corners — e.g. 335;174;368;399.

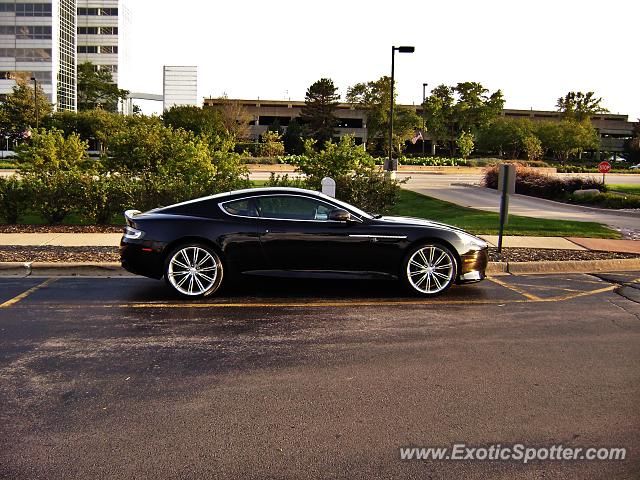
255;194;373;272
217;197;266;273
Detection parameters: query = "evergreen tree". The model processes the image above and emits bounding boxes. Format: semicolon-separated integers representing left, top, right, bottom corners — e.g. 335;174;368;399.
299;78;339;147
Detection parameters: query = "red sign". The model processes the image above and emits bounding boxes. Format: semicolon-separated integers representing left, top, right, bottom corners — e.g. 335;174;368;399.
598;161;611;174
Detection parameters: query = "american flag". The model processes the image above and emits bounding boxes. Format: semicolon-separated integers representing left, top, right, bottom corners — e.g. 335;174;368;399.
411;131;423;144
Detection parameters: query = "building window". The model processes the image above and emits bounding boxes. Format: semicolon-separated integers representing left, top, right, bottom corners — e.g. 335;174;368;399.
337;118;363;128
78;7;118;16
0;48;53;61
99;45;117;54
99;26;118;35
78;26;99;35
15;3;52;17
78;46;98;54
258;116;291;126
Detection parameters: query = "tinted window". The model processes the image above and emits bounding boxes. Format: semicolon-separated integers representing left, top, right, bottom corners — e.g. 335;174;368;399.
221;199;258;217
256;196;333;221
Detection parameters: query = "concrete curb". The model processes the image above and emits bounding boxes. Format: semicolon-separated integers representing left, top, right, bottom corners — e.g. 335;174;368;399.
0;259;637;277
0;262;135;277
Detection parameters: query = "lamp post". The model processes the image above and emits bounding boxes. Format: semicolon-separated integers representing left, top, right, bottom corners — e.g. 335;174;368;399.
30;77;38;129
422;82;428;155
388;46;414;175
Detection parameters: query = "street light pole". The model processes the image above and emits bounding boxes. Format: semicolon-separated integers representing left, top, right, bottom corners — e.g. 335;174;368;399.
388;46;414;175
422;83;428;156
30;77;38;129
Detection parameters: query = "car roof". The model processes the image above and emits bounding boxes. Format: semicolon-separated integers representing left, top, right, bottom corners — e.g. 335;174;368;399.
153;187;331;211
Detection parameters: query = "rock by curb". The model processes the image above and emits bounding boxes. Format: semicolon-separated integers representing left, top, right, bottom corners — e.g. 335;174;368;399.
0;259;637;277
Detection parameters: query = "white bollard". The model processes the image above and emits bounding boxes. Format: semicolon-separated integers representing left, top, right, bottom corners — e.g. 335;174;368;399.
321;177;336;197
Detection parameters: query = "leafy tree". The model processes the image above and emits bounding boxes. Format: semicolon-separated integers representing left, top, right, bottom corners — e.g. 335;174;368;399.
104;123;213;176
77;62;129;112
299;78;339;147
45;109;127;153
346;76;420;156
163;105;234;151
556;91;608;122
258;130;285;157
0;78;52;136
16;128;90;173
535;120;599;162
624;120;640;162
522;135;543;161
456;131;474;159
423;82;504;155
282;118;305;155
476;117;534;158
210;96;252;140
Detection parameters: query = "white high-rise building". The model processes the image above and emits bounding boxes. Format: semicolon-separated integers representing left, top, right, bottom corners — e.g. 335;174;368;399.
163;65;197;111
76;0;128;88
0;0;77;110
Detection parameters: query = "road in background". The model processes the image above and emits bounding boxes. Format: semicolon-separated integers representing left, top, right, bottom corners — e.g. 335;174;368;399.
0;273;639;479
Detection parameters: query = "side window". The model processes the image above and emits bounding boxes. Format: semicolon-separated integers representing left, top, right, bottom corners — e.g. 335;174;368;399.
256;196;333;221
221;198;258;217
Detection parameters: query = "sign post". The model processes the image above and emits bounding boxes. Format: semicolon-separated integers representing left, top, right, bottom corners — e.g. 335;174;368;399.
497;164;516;254
598;161;611;185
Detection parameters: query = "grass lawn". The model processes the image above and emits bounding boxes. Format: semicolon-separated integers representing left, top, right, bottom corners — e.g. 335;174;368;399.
607;184;640;196
390;190;620;238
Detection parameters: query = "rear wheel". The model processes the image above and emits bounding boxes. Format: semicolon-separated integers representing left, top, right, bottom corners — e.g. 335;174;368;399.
164;243;223;298
403;243;457;296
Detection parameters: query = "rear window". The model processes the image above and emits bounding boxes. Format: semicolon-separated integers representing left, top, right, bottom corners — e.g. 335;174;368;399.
220;199;258;217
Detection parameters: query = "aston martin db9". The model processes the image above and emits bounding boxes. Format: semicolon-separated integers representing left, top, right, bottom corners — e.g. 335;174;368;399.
120;187;488;297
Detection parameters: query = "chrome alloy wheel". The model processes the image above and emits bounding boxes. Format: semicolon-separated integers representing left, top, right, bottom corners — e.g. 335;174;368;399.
167;246;220;296
406;245;455;295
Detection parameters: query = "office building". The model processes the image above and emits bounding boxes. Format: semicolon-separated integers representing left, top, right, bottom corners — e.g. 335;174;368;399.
0;0;76;110
76;0;128;87
203;97;636;153
163;65;196;111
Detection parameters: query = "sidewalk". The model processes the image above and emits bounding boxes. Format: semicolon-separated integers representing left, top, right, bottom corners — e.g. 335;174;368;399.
0;233;638;254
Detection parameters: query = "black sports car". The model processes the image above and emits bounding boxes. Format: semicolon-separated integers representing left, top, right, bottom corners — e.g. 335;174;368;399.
120;187;488;297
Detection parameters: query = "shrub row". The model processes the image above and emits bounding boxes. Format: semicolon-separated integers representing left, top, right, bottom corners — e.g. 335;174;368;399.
483;163;604;200
0;172;251;225
568;192;640;209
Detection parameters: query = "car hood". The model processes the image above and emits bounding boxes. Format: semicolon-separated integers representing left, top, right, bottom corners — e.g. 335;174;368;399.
377;215;471;235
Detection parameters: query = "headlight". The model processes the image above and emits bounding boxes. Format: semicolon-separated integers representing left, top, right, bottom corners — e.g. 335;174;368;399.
457;232;487;249
124;226;144;239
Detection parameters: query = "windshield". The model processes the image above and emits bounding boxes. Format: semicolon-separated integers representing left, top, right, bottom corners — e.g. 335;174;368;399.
317;193;373;219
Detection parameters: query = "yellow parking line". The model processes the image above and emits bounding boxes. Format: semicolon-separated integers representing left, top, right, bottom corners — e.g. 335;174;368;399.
0;278;57;308
486;277;542;301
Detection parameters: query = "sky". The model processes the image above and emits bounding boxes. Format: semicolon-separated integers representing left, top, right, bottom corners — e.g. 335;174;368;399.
123;0;639;119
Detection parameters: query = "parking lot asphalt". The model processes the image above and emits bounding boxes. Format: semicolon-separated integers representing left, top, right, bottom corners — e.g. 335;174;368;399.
1;273;639;479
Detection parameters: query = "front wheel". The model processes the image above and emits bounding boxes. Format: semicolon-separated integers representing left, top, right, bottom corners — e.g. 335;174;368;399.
403;243;457;296
164;243;224;298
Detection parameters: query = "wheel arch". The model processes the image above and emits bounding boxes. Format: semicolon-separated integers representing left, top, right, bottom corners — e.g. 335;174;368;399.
162;236;224;263
404;236;461;276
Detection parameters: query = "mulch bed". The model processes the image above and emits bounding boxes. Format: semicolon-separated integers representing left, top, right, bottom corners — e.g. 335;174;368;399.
487;247;638;262
0;246;637;264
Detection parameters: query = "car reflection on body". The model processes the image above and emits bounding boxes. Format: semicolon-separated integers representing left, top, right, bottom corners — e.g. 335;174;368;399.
120;187;488;298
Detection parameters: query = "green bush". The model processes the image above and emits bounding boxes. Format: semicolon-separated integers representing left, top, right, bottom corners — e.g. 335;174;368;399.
0;176;29;223
568;192;640;209
397;156;468;167
84;174;139;224
16;128;91;173
23;171;86;224
268;136;406;214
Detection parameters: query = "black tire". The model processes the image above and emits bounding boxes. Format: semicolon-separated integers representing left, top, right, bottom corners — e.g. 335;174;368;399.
164;243;224;298
402;243;457;296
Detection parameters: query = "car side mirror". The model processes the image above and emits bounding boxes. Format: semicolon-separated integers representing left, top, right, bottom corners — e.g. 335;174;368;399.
328;209;351;222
